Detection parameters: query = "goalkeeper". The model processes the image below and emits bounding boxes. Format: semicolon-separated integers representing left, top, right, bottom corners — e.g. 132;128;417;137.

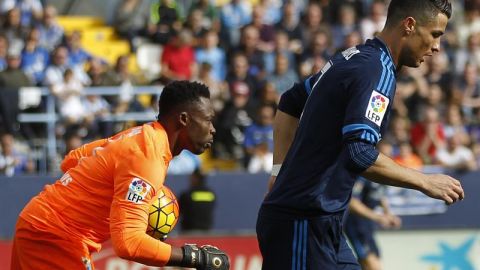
11;81;229;270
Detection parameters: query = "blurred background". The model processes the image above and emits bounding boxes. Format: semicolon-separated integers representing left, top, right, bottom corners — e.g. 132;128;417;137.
0;0;480;269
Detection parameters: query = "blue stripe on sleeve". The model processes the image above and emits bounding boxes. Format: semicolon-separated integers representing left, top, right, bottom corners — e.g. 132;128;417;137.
297;222;303;270
292;221;298;270
302;220;307;270
342;124;380;142
304;76;312;95
376;52;387;93
381;61;393;93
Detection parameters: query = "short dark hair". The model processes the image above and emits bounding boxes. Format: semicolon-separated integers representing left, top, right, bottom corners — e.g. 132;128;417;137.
385;0;452;27
158;80;210;118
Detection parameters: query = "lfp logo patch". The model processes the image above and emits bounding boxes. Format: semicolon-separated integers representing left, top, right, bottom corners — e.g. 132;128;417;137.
365;90;389;126
126;178;151;204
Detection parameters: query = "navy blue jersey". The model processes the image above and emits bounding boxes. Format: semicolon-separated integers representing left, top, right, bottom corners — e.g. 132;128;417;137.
264;38;397;217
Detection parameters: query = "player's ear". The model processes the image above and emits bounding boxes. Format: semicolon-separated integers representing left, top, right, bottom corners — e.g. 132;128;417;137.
403;17;416;36
178;112;189;127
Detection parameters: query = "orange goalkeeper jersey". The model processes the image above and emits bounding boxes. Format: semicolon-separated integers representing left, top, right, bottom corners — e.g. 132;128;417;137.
19;121;174;266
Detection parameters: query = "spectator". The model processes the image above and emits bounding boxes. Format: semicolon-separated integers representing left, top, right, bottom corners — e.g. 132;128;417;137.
230;25;266;80
244;104;274;173
257;0;282;25
274;1;302;54
393;142;423;171
43;46;90;87
411;106;446;164
20;27;50;85
0;48;32;88
197;62;228;114
249;5;275;53
64;31;93;68
258;81;279;107
110;55;144;114
443;104;470;145
331;3;360;50
195;30;226;81
0;35;7;71
189;0;219;31
359;0;386;41
148;0;182;45
219;0;251;47
213;81;255;161
0;0;42;27
263;30;296;75
0;133;34;176
179;169;216;232
266;53;298;94
184;8;208;47
425;50;453;94
86;57;116;87
436;134;477;172
300;2;327;48
299;30;332;71
160;29;196;82
36;5;64;52
225;52;261;98
82;94;112;138
455;62;480;122
1;8;29;50
112;0;150;52
50;68;87;128
454;33;480;75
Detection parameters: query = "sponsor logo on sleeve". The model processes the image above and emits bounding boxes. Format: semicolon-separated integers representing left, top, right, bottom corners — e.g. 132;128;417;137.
342;47;360;60
365;90;389;126
126;178;151;204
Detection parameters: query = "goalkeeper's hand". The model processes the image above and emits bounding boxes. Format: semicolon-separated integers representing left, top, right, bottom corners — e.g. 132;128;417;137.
182;244;230;270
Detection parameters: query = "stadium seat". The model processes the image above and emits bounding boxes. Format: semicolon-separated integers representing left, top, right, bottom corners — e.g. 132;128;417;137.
80;27;116;44
136;43;163;80
57;16;104;32
83;40;130;64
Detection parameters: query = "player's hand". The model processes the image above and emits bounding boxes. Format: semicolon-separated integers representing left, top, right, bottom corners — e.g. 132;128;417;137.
386;214;402;229
422;174;464;205
182;244;230;270
373;214;392;228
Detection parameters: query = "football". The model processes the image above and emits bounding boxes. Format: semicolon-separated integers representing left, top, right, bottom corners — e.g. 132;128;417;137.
146;185;180;240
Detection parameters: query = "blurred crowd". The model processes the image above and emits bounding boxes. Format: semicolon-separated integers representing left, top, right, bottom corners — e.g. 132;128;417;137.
1;0;480;176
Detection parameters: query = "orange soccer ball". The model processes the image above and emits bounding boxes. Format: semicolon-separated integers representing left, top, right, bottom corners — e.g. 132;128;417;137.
147;185;180;240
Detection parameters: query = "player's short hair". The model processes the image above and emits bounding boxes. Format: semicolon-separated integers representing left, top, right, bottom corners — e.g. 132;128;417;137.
158;80;210;118
385;0;452;27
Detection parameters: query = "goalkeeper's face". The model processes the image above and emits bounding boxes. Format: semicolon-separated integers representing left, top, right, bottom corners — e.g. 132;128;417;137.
181;97;216;155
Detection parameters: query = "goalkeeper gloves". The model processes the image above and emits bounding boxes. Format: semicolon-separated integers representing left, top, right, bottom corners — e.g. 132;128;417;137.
182;244;230;270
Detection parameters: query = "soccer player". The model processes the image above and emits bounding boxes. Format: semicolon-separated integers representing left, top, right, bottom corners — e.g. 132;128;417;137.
12;81;230;270
345;177;401;270
256;1;464;269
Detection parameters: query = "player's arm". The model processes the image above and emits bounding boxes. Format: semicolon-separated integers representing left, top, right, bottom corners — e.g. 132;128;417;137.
109;153;229;269
342;62;464;205
362;154;464;204
349;197;392;228
267;81;309;191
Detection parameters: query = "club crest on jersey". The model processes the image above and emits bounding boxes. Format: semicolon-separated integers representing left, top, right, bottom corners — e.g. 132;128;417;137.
365;90;389;126
126;178;151;204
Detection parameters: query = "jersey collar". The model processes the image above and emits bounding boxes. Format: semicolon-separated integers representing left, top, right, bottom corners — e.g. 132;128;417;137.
371;37;396;74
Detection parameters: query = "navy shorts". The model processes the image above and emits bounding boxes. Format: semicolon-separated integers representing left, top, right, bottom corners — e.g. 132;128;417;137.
344;224;379;260
256;208;360;270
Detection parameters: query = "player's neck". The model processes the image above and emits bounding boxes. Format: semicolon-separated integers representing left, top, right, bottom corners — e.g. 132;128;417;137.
157;119;180;156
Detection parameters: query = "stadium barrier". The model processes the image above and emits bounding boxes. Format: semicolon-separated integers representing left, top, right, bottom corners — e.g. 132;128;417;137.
15;86;163;174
